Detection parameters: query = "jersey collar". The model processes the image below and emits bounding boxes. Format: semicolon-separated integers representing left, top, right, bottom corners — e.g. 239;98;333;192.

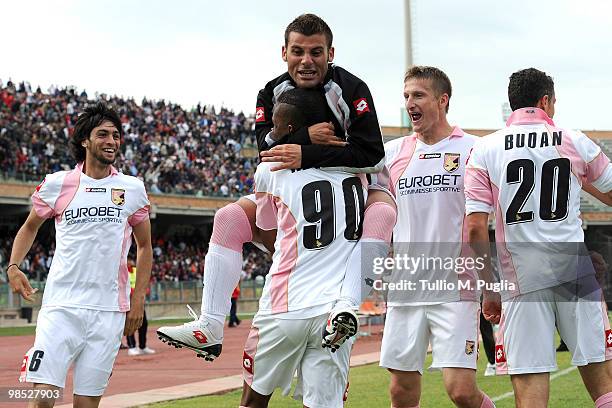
506;107;555;127
76;162;119;176
449;126;465;138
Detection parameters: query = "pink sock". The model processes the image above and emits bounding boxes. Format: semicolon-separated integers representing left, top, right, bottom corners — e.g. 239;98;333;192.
201;203;253;323
480;393;495;408
596;392;612;408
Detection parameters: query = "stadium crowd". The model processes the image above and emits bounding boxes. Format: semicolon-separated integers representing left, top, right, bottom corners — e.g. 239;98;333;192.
0;79;257;197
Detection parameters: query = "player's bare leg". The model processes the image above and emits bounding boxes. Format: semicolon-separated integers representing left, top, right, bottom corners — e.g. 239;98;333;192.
578;360;612;406
388;369;422;408
240;382;273;408
27;383;59;408
510;373;549;408
442;368;495;408
72;394;102;408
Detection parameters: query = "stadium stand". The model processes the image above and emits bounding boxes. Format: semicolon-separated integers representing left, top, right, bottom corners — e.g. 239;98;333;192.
0;80;257;197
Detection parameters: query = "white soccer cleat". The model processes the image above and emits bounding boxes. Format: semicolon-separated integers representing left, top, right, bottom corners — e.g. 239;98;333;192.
156;305;223;362
140;347;156;355
484;362;496;376
322;308;359;352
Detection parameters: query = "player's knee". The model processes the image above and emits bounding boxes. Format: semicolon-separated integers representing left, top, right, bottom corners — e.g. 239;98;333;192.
210;202;253;251
388;371;419;403
445;383;479;408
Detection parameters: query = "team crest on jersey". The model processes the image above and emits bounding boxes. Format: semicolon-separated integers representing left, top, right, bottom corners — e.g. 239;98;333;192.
443;153;460;173
111;189;125;206
465;340;475;355
255;106;265;123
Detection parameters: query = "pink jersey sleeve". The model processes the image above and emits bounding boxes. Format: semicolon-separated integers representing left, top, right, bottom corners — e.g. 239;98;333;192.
128;206;150;226
255;193;278;230
31;191;55;219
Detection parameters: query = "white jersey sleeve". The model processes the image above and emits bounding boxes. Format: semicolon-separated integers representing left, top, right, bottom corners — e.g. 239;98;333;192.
570;130;612;192
465;138;495;215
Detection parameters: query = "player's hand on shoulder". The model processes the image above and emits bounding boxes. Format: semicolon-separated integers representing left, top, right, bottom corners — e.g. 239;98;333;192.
308;122;346;147
260;144;302;171
124;296;145;336
7;265;38;302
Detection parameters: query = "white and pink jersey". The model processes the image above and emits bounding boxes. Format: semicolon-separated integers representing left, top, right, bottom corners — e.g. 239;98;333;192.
254;162;367;318
32;163;150;312
385;126;478;305
465;108;612;297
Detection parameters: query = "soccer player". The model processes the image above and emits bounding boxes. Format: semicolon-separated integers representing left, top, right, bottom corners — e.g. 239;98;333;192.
240;87;365;408
7;102;152;408
466;68;612;408
157;13;396;359
379;66;495;408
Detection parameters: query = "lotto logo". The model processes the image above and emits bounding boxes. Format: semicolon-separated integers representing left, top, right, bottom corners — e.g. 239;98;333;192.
243;351;254;374
192;330;208;344
255;107;265;123
35;178;46;192
495;345;506;363
606;330;612;348
19;355;28;382
353;98;370;115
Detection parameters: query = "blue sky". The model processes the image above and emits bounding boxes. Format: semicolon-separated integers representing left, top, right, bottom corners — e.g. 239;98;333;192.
3;0;611;130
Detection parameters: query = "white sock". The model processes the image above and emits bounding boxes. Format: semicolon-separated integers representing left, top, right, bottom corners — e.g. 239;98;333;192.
200;244;242;328
338;238;390;309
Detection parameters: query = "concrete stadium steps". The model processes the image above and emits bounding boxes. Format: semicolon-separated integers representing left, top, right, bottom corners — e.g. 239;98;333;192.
0;308;30;327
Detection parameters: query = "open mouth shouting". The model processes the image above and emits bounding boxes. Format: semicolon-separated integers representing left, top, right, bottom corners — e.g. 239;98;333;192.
409;111;423;126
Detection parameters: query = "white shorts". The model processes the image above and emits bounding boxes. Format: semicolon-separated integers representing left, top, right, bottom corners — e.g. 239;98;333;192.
19;306;125;396
243;313;352;408
380;302;480;373
496;287;612;375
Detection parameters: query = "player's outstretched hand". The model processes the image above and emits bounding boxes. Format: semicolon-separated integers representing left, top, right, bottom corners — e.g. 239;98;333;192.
7;266;38;302
260;144;302;171
308;122;346;147
124;298;144;336
482;290;501;324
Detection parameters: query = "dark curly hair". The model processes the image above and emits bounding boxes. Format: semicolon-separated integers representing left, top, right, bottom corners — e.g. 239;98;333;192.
70;102;122;162
285;14;333;49
508;68;555;111
276;87;328;128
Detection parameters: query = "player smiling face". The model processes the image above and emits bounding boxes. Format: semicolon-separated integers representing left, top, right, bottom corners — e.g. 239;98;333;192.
404;78;449;136
283;32;334;89
85;120;121;166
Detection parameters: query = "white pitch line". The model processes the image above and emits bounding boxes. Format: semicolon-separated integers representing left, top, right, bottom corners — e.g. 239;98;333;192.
492;366;577;402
